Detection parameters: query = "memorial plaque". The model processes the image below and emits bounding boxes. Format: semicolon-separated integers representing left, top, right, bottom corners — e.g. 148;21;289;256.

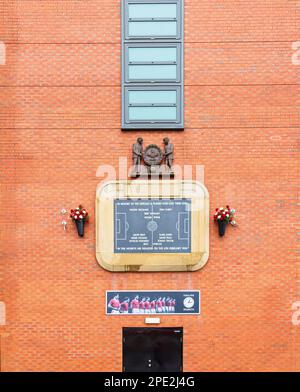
96;180;209;272
114;199;191;253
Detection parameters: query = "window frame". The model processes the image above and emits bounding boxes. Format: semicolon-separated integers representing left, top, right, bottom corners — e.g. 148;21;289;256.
122;0;184;130
124;86;182;128
124;43;181;83
124;0;182;40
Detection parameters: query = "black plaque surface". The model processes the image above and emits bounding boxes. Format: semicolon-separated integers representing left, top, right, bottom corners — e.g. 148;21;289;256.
114;198;191;253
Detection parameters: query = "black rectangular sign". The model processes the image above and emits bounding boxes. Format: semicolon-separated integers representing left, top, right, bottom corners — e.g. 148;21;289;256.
114;198;191;253
106;290;200;315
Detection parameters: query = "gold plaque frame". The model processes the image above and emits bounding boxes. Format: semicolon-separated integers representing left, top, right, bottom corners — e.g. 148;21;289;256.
96;180;209;272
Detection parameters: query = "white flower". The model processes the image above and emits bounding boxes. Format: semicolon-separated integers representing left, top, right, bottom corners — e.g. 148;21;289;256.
218;215;221;219
220;207;224;210
231;208;235;213
79;215;83;219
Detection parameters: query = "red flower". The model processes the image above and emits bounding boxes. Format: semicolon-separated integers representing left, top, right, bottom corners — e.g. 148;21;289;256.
70;206;89;222
213;205;236;225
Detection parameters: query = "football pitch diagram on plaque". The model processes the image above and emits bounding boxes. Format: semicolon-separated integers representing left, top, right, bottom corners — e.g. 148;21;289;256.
96;180;209;272
114;198;191;254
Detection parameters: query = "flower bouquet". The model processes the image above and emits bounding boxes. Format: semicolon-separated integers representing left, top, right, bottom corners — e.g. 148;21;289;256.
70;205;89;237
214;205;236;237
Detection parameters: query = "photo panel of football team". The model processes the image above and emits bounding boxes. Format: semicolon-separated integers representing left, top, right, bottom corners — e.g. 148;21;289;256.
107;294;176;314
106;290;200;315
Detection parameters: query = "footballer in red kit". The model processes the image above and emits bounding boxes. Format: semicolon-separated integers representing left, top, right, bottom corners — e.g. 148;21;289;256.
150;299;156;314
166;297;172;312
156;297;163;313
108;295;120;314
130;295;140;314
144;297;151;314
139;298;146;314
172;298;176;312
120;298;129;314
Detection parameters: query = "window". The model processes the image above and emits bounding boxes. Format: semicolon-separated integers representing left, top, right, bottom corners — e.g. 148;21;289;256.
124;86;182;124
122;0;184;129
124;43;181;83
124;2;181;40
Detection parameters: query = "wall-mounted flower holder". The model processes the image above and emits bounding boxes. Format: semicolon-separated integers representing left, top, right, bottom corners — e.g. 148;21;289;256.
70;205;89;237
217;219;228;237
214;205;237;237
75;219;85;237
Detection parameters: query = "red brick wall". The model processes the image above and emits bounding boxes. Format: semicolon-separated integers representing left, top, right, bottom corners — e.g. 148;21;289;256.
0;0;299;371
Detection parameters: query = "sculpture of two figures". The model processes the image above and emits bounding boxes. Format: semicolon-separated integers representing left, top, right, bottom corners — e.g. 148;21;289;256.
131;137;174;178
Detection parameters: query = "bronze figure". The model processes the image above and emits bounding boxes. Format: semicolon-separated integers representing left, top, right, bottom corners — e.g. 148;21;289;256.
132;137;143;173
163;137;174;169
